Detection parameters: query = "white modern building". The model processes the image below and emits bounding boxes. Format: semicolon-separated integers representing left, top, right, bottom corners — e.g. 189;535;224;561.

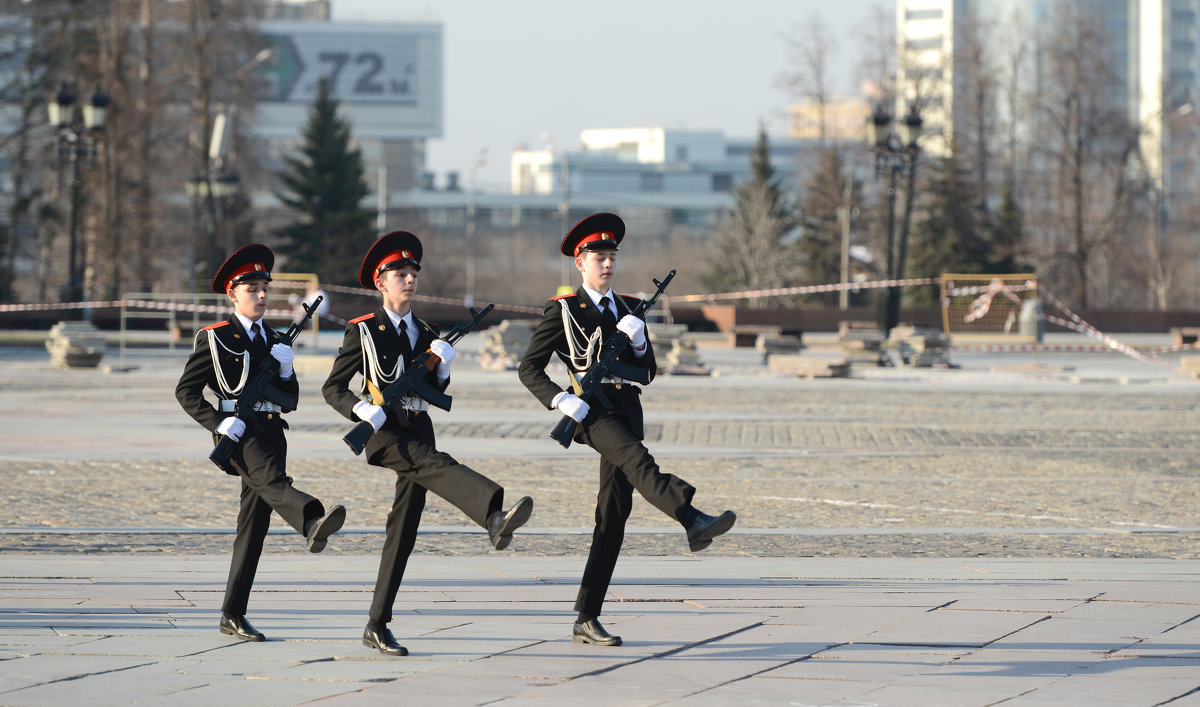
896;0;1198;230
510;127;812;216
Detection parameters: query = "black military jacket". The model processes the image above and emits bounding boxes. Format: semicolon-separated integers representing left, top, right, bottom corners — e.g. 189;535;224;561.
322;307;448;454
175;316;297;434
518;287;656;427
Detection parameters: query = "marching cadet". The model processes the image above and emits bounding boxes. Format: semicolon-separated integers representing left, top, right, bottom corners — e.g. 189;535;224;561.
518;213;737;647
175;243;346;643
322;231;534;657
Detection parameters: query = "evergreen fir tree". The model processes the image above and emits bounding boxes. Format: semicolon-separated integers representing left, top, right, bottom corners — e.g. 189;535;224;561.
275;77;375;284
989;181;1028;273
796;145;861;305
701;124;797;307
907;156;987;305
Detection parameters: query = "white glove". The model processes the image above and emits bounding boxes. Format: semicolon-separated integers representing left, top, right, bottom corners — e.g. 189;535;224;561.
553;392;590;422
271;343;295;378
216;417;246;442
430;339;456;378
353;401;388;432
616;315;647;348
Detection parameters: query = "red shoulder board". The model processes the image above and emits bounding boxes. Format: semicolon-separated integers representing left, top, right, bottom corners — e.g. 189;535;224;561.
550;293;577;302
201;321;229;331
349;313;374;324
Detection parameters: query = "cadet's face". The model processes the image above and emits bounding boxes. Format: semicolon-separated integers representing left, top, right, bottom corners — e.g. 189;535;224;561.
376;265;419;313
228;279;269;320
576;250;617;293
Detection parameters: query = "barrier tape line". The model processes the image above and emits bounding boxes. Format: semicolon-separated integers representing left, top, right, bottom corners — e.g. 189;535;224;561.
1;283;1194;375
667;277;939;304
1039;289;1178;373
319;283;543;314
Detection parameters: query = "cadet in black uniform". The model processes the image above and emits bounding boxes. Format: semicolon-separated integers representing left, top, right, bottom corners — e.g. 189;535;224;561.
518;213;737;647
175;244;346;643
322;231;534;657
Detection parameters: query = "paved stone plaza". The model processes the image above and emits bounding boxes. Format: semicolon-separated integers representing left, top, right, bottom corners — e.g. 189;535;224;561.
1;335;1199;705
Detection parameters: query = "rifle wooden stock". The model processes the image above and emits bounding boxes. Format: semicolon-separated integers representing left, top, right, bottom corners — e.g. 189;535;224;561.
341;304;494;456
344;353;442;455
545;270;674;449
208;295;322;473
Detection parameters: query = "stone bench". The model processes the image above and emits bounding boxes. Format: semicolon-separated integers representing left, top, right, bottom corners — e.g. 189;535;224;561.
767;354;850;379
731;325;781;348
755;333;803;363
886;325;952;367
1172;327;1200;346
46;321;106;369
479;319;536;370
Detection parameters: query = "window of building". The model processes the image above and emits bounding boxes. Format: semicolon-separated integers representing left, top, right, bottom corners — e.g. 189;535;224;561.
905;8;943;20
905;36;943;51
711;174;732;192
641;173;663;192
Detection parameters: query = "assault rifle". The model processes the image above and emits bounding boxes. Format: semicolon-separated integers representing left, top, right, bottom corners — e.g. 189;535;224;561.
342;303;494;455
209;295;322;474
549;269;675;449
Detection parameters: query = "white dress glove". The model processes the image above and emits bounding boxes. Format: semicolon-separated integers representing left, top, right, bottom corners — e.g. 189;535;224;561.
553;392;590;422
271;343;295;378
430;339;456;379
216;417;246;442
616;315;647;349
353;401;388;432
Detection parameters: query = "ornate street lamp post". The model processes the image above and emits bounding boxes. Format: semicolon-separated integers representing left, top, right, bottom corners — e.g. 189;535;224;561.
866;103;922;336
48;83;110;307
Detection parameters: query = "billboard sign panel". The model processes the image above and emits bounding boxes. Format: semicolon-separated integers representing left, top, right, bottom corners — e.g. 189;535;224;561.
255;21;442;140
260;30;418;105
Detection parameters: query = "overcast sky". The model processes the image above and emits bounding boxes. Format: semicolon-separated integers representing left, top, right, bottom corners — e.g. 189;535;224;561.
329;0;882;189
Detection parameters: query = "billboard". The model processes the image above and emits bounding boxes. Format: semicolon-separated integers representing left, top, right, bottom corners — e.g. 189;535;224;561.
255;21;442;140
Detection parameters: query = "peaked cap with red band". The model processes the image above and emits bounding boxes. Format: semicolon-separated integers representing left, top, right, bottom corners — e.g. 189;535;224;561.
359;230;422;288
561;212;625;257
211;243;273;293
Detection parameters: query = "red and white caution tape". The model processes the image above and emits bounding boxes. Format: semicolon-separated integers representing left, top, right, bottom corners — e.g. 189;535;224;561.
669;277;939;304
321;283;542;315
1039;289;1176;372
961;278;1032;323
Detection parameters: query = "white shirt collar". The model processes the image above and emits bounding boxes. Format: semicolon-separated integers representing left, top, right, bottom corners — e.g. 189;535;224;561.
383;307;416;341
581;284;614;312
233;312;264;339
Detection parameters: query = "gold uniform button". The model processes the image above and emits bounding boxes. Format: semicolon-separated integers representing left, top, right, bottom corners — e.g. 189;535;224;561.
267;413;274;420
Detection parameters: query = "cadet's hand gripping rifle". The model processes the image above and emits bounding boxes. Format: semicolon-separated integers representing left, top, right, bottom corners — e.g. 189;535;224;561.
549;269;675;448
209;296;322;474
342;304;494;456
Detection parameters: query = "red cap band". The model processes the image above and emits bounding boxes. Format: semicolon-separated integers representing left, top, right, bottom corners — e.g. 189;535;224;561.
225;261;269;291
574;232;616;257
374;250;416;279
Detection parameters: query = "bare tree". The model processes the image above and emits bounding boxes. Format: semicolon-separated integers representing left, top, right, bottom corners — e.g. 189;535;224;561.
1028;2;1143;309
952;10;997;225
779;11;835;141
854;3;896;110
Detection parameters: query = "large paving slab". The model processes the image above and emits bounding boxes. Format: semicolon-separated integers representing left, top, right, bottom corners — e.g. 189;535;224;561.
1;555;1199;705
3;337;1200;703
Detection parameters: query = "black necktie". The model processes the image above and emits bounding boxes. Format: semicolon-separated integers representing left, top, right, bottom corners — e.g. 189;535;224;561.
598;296;618;334
251;322;268;359
398;319;413;358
